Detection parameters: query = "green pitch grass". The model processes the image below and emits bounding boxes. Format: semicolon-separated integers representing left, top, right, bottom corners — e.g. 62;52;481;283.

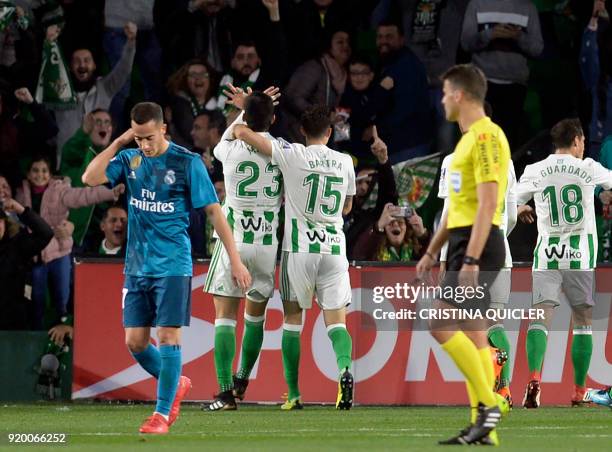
0;403;610;451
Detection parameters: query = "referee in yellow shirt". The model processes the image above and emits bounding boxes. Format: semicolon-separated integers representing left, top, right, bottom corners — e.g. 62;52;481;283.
417;64;510;446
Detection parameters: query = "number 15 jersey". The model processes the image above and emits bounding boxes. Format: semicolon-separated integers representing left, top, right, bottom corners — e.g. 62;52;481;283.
516;153;612;269
271;141;356;256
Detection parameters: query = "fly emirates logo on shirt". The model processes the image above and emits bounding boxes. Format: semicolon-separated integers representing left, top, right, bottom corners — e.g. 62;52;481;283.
130;189;175;213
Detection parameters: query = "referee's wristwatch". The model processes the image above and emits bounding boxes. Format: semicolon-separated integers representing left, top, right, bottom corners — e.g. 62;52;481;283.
463;256;480;266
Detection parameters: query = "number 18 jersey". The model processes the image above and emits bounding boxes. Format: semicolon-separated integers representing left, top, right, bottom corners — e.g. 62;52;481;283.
516;154;612;269
271;141;356;256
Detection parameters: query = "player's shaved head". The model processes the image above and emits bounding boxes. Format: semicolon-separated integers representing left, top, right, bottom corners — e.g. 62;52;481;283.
244;92;274;132
441;64;487;104
300;105;332;139
131;102;164;125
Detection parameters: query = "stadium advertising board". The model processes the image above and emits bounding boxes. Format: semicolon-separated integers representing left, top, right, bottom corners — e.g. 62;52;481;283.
73;262;612;405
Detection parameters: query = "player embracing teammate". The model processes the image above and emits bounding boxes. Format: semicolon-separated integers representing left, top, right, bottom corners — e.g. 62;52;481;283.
202;86;285;411
228;96;357;410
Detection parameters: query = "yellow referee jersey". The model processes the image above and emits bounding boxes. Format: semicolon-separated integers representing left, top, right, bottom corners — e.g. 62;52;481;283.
447;116;510;229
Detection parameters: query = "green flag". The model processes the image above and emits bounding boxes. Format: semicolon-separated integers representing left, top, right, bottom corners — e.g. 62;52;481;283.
393;152;442;208
35;40;76;109
360;152;442;211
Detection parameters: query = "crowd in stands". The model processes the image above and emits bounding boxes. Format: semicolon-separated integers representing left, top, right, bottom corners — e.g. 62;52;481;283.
0;0;610;331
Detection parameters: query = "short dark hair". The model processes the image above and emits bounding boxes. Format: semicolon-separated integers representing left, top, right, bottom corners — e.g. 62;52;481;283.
377;19;404;36
551;118;584;149
207;110;226;134
27;155;52;172
244;92;274;132
441;64;487;103
300;105;331;138
102;204;127;222
233;40;258;55
348;55;373;71
130;102;163;125
91;108;109;116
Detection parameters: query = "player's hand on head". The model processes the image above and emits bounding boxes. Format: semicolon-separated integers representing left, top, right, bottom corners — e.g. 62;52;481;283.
116;128;135;147
370;126;388;163
232;261;252;293
263;86;281;105
224;83;248;110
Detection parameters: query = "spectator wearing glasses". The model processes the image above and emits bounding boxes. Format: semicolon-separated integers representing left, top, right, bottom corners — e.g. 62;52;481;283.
60;110;115;246
166;59;217;148
337;57;377;166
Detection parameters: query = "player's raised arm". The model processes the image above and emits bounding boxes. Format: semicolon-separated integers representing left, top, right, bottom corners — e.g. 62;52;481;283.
82;128;134;186
234;124;273;156
204;203;252;291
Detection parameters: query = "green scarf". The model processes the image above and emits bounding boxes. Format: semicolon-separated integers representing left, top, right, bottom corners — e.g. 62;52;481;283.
35;40;76;109
189;94;208;117
217;69;260;116
0;2;15;32
377;243;413;262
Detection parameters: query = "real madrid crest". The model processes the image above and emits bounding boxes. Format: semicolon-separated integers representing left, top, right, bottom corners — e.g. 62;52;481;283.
130;155;142;170
164;170;176;185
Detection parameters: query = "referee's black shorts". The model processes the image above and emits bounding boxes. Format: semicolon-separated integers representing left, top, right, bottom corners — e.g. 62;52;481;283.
439;225;505;310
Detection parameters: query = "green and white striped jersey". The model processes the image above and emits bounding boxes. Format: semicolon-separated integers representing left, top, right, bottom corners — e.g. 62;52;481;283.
213;114;283;246
516;154;612;270
271;140;356;255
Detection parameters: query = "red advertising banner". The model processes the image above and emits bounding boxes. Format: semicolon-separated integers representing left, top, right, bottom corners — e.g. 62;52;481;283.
73;262;612;405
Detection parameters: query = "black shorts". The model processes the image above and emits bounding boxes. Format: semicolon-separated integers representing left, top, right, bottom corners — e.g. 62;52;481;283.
440;226;505;310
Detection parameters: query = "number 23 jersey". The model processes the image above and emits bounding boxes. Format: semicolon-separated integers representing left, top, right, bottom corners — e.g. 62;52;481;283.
516;154;612;269
271;141;356;256
214;128;284;247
